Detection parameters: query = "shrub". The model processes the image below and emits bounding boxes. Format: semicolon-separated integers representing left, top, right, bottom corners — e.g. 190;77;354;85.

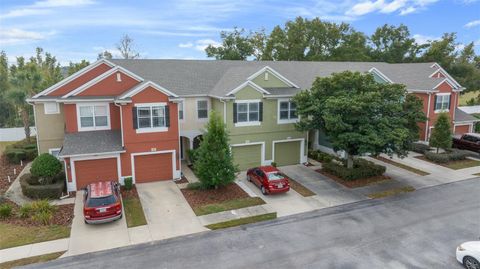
124;177;133;190
30;153;62;184
4;148;27;164
187;149;198;165
186;182;204;190
20;173;64;199
18;203;32;218
271;162;277;167
24;148;38;161
32;210;53;225
448;149;471;161
0;204;12;219
31;199;55;214
323;158;386;181
410;142;431;154
424;149;470;163
308;150;334;163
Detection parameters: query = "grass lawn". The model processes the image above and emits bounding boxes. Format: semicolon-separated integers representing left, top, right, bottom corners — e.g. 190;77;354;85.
122;195;147;228
376;156;430;176
416;156;480;170
459;91;479;106
0;223;70;250
0;251;65;269
194;197;265;216
0;141;15;154
205;212;277;230
367;186;416;199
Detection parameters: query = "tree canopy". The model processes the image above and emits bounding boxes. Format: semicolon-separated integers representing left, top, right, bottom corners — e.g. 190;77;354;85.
429;113;452;152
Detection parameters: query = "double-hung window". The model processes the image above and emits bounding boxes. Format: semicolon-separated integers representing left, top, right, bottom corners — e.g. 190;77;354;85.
278;100;298;123
135;104;169;133
435;94;450;112
77;103;110;131
234;101;262;126
178;101;184;120
197;100;208;119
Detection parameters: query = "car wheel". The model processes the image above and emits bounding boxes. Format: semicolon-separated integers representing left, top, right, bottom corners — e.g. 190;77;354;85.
464;256;480;269
261;186;267;195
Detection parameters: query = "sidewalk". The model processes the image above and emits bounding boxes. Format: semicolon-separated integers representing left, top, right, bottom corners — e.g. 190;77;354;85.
0;238;69;263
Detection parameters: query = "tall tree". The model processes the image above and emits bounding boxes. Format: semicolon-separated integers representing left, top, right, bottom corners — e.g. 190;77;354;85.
294;71;425;168
429;113;452;153
67;60;90;75
205;28;254;60
369;24;417;63
116;34;140;59
421;33;457;69
0;51;16;127
97;50;113;60
32;47;63;90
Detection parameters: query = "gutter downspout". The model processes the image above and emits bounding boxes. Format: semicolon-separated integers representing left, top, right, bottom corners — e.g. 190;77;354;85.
25;100;40;154
425;92;432;141
113;102;125;147
219;99;227;124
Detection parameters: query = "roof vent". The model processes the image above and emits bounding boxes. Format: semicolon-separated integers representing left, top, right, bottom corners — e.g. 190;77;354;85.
116;73;122;82
264;72;269;81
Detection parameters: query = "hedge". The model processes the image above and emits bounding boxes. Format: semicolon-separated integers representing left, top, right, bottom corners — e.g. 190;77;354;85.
308;150;335;163
323;158;386;181
30;153;62;183
424;149;471;163
5;149;27;164
410;142;431;154
20;173;65;199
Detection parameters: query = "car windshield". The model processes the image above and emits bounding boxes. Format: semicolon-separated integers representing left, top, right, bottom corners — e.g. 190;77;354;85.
87;195;116;207
267;172;284;181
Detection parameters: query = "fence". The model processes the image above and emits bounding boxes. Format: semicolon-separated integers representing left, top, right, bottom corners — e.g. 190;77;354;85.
0;127;37;142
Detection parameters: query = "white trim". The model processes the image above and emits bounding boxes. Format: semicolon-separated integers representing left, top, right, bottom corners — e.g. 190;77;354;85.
432;78;458;91
429;63;462;88
63;66;143;98
435;92;451;96
120;81;178;99
230;141;267;166
234;100;261;127
136;127;168;133
368;67;393;83
272;138;306;164
76;102;111;131
130;150;177;184
234;99;261;103
196;98;210;121
277;98;299;124
49;148;61;159
433;93;451;114
64;160;69;184
43;102;60;114
114;103;125;147
61;150;126;159
226;81;270;96
33;59;115;98
235;122;261;127
135;103;168;133
247;66;300;88
177;98;185;122
425;93;432;141
134;102;167;107
69;153;121;191
61;98;115;103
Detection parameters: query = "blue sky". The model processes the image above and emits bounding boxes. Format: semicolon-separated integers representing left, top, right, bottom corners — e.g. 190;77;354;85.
0;0;479;65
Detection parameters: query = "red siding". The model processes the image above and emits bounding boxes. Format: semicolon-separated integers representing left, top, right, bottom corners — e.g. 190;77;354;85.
110;103;121;130
64;104;78;133
77;71;140;96
134;153;173;183
47;63;112;96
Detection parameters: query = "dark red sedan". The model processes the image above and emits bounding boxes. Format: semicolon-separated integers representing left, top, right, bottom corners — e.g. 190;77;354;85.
83;181;122;224
246;166;290;195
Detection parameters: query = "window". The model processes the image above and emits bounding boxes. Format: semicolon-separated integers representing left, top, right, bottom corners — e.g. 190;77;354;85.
197;100;208;119
44;102;59;114
435;94;450;112
237;102;259;123
137;106;166;129
49;148;61;159
278;100;298;123
178;101;184;120
77;104;109;131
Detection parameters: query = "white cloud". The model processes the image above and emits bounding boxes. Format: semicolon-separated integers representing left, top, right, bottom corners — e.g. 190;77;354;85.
0;28;55;45
465;19;480;28
178;42;194;48
346;0;439;17
413;34;439;45
1;0;95;18
347;0;385;16
194;39;220;51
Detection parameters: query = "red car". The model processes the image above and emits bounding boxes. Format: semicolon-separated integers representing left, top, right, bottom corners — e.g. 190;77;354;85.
246;166;290;195
83;181;122;224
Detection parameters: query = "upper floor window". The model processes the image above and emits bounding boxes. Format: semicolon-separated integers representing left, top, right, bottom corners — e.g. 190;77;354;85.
234;100;263;127
178;101;184;120
44;102;59;114
278;100;298;124
435;94;450;112
197;100;208;119
77;103;110;131
134;103;169;133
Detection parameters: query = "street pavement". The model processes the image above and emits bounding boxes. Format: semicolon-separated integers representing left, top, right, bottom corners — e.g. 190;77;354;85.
24;178;480;269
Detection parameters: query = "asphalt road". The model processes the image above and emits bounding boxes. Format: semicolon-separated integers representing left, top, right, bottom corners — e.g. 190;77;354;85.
25;178;480;269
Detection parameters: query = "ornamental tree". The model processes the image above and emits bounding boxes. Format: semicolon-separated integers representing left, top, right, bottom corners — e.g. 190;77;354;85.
194;111;238;189
294;71;426;169
429;112;452;153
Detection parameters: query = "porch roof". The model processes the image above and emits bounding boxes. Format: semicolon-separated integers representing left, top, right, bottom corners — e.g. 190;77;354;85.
59;130;124;157
454;108;480;123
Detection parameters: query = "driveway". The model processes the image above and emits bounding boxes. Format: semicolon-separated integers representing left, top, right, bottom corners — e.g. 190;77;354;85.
136;181;207;240
65;191;130;257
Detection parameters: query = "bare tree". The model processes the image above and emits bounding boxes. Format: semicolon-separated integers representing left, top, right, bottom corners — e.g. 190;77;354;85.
116;34;140;59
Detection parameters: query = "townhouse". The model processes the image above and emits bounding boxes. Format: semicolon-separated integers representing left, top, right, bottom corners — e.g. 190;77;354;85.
27;59;478;191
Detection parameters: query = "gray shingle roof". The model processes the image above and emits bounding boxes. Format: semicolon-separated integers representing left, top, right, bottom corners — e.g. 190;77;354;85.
59;130;124;157
109;59;446;98
454;108;480;123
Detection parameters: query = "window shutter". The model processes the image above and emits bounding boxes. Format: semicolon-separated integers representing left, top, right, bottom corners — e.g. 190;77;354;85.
165;105;170;127
233;103;237;123
434;95;438;110
259;102;263;122
132;107;138;129
448;95;452;109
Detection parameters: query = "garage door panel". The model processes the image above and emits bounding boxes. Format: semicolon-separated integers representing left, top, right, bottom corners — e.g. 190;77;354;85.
135;153;172;183
75;158;118;190
232;145;261;171
274;141;301;167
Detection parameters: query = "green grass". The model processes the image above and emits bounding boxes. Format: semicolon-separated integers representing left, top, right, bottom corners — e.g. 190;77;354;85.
122;196;147;228
194;197;266;216
205;212;277;230
444;159;480;170
0;223;70;250
0;141;15;154
0;251;65;269
367;186;416;199
376;156;430;176
459;91;480;106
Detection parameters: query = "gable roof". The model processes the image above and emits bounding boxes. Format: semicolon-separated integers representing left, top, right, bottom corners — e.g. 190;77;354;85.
119;81;178;99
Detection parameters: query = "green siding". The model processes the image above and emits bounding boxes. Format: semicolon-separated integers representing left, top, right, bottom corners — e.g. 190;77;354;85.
274;141;301;166
211;98;224;120
232;144;262;171
251;71;290;88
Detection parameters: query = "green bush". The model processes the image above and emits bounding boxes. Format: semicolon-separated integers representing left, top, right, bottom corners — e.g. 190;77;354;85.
20;174;64;199
186;182;204;190
31;199;55;214
448;149;471;161
410;142;431;154
424;149;470;163
32;210;53;225
271;162;277;167
0;204;12;219
30;153;62;184
4;148;27;164
187;149;198;165
308;150;334;163
24;148;38;160
124;177;133;190
18;203;32;218
323;158;386;181
3;139;38;164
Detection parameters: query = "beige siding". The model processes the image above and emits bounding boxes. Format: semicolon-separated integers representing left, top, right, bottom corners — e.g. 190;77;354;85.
34;103;65;154
179;97;212;132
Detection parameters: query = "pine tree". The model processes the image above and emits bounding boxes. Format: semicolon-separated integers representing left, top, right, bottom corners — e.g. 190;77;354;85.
429;113;452;153
194;111;238;189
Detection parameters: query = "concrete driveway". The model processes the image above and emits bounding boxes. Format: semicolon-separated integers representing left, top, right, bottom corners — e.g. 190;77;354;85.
65;191;130;257
136;181;207;240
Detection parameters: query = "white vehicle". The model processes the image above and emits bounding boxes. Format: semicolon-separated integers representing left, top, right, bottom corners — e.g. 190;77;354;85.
457;241;480;269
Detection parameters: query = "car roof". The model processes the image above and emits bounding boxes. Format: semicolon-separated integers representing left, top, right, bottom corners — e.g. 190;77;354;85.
258;166;280;173
88;181;114;198
465;133;480;138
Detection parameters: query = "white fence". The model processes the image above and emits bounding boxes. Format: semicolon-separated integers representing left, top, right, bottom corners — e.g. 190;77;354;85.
458;106;480;114
0;127;37;142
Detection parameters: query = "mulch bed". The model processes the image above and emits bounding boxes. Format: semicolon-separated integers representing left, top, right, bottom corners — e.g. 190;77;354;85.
175;176;189;184
181;183;249;209
0;200;74;227
316;169;390;188
120;186;140;199
0;156;25;194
